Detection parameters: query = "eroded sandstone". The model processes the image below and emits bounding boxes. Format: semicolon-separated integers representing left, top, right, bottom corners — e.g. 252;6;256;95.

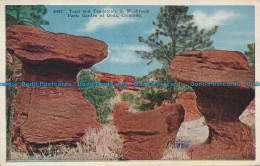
175;92;202;121
169;50;255;159
7;25;107;152
113;104;185;160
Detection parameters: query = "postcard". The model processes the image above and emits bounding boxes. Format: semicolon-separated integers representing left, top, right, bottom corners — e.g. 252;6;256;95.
0;0;259;166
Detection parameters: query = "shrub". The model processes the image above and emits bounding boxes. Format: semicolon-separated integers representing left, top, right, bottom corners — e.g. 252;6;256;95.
120;91;137;105
134;68;194;111
11;125;123;160
81;125;123;160
134;68;177;111
175;83;194;92
137;85;172;111
77;69;116;124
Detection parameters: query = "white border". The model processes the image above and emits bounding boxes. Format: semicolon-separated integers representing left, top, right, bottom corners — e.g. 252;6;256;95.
0;0;259;165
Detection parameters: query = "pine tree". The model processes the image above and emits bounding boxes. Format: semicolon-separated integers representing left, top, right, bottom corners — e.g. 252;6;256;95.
6;5;49;29
244;42;255;68
135;6;218;109
136;6;218;68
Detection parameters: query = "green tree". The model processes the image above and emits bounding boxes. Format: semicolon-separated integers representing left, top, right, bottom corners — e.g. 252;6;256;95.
245;42;255;68
135;6;218;110
137;69;173;111
6;5;49;29
136;6;218;68
78;69;116;124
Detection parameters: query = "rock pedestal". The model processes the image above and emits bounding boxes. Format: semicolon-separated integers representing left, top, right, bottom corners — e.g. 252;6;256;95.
7;25;107;152
169;50;255;159
113;104;185;160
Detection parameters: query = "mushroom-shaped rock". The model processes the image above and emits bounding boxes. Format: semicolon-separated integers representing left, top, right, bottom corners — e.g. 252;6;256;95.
113;104;185;160
169;50;255;159
7;25;107;152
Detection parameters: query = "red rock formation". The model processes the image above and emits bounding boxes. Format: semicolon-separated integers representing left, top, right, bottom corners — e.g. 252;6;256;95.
7;25;106;152
175;92;202;121
113;104;185;160
98;72;140;91
169;50;255;159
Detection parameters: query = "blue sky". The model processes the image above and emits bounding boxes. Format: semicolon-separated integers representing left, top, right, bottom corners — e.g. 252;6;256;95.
42;6;255;77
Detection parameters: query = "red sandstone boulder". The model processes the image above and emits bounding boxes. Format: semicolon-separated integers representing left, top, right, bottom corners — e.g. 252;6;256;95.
169;50;255;159
175;92;202;121
7;25;107;152
113;104;185;160
98;72;140;91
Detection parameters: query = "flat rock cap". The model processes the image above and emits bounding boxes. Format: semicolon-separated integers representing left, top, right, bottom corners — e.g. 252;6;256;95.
7;25;108;69
169;50;254;88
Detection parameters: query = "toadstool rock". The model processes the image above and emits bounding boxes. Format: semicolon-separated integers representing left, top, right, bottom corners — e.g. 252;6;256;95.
169;50;255;159
7;25;107;152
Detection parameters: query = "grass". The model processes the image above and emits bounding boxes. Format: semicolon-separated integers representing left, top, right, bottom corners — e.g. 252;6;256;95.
10;123;192;161
11;125;123;161
162;147;190;160
10;110;255;161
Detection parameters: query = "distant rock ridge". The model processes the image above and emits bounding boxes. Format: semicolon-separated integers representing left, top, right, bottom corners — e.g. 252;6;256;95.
7;25;106;152
98;72;140;91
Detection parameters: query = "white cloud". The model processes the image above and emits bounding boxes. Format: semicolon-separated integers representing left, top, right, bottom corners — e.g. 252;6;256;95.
144;27;156;34
124;45;151;51
82;8;137;32
193;10;237;29
108;45;151;63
